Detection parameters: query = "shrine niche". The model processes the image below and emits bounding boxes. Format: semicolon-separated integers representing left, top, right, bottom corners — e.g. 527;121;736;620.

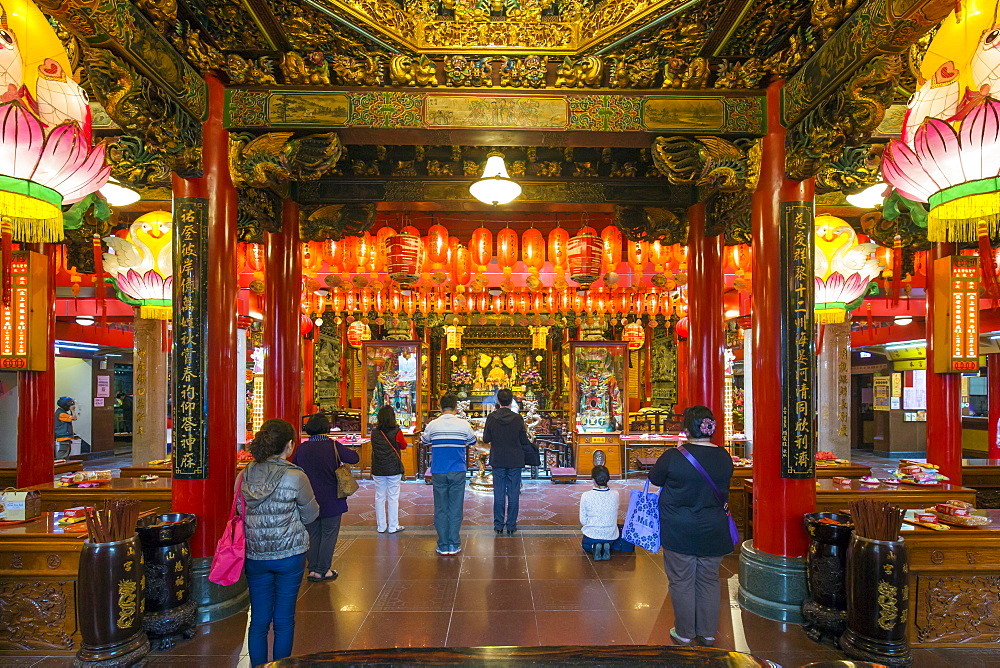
650;327;678;408
362;341;421;436
570;342;627;434
313;318;344;410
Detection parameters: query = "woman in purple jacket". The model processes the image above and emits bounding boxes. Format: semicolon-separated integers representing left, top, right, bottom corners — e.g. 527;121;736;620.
292;413;360;582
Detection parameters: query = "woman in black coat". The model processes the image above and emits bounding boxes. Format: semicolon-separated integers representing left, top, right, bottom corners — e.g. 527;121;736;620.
648;405;734;648
371;405;408;534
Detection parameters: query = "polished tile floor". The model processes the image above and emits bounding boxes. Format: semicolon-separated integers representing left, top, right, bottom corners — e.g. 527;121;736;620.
35;457;991;667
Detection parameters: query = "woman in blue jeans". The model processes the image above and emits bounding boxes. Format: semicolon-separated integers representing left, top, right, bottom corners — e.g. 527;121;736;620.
241;419;319;666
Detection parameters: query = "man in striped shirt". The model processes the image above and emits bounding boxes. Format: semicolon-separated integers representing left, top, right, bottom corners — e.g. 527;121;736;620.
422;393;477;555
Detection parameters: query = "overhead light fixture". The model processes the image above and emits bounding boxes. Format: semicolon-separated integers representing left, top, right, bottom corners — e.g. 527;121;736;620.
55;340;100;351
893;316;913;326
885;339;925;350
846;182;888;209
75;315;95;326
724;309;740;318
469;152;521;206
100;179;141;207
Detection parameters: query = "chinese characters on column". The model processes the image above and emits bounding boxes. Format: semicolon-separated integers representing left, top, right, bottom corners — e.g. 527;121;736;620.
780;203;815;478
172;198;209;478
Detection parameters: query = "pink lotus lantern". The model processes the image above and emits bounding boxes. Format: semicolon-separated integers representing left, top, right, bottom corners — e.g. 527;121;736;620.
881;0;1000;242
0;0;109;244
103;211;172;319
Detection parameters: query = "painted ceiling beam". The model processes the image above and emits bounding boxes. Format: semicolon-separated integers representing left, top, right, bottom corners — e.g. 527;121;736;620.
38;0;208;121
224;87;765;136
780;0;952;127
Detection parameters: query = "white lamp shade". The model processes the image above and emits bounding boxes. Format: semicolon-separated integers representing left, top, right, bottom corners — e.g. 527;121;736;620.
846;182;888;209
470;154;522;205
100;180;141;207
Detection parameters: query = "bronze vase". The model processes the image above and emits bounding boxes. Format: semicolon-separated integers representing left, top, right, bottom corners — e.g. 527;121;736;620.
137;513;199;650
801;512;854;645
75;534;150;666
839;534;912;666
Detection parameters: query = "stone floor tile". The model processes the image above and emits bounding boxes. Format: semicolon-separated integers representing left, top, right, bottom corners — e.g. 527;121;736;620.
454;578;535;611
350;611;452;650
446;611;541;647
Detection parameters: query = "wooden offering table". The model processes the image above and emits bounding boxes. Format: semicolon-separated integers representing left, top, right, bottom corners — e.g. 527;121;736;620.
28;477;173;514
743;479;976;539
905;509;1000;647
574;433;623;478
621;434;680;479
0;512;88;654
0;460;82;488
957;459;1000;508
729;463;872;541
120;460;249;478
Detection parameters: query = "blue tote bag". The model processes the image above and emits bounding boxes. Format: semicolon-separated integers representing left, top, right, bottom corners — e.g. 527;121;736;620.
622;479;661;553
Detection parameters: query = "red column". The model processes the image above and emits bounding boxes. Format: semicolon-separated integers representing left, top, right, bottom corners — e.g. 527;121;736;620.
171;73;238;557
264;199;302;428
751;80;816;559
687;202;724;419
926;242;963;482
989;353;1000;459
303;336;315;415
675;335;689;413
17;245;55;488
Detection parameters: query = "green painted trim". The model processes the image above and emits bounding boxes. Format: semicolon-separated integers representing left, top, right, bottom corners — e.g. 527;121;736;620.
0;176;62;208
928;176;1000;209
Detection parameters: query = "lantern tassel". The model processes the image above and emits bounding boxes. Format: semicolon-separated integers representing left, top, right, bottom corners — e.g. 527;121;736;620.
978;222;1000;302
889;234;902;307
1;216;11;307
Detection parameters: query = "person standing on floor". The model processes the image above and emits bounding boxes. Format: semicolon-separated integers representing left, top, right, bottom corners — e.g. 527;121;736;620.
371;404;409;534
483;388;534;536
292;413;360;582
422;393;477;555
648;405;734;648
241;419;320;667
54;396;77;459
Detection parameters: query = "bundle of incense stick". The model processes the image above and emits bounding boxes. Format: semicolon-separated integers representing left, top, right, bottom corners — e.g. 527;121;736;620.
85;499;142;543
848;498;905;541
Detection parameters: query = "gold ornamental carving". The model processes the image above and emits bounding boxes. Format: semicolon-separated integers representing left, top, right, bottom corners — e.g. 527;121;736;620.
229;132;343;189
389;55;439;87
651;136;751;192
554;56;602;88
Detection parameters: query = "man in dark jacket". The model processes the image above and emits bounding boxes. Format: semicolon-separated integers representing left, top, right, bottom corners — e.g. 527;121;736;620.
483;388;535;535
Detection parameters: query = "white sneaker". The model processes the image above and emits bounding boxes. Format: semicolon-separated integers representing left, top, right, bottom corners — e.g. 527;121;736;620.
377;528;387;533
389;526;405;534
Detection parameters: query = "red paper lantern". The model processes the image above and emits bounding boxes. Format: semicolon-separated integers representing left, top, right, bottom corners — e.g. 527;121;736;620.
427;224;449;265
389;290;402;314
246;243;265;272
360;289;372;313
628;240;648;275
649;241;669;268
470;227;493;271
330;290;345;312
522;228;545;273
401;225;420;237
497;228;518;273
300;314;314;336
374;289;385;314
532;292;543;313
347;321;371;348
623;322;645;349
675;317;689;338
660;292;673;317
340;237;358;274
568;232;603;287
548;227;569;269
615;290;631;314
302;242;324;275
546;290;557;313
600;226;622;272
452;244;471;285
322;239;341;269
356;233;374;270
645;293;659;316
403;293;416;316
386;233;421;285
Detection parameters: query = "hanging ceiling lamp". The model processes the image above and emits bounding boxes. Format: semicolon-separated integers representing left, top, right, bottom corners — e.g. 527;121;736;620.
469;151;521;206
880;0;1000;242
0;0;110;243
99;179;141;207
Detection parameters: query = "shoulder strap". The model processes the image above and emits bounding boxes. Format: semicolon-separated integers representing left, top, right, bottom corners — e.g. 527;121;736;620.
380;429;403;462
677;445;740;546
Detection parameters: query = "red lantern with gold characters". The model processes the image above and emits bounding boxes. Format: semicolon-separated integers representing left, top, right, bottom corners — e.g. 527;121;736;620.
628;240;648;276
427;223;449;266
623;322;645;349
386;233;421;285
497;228;518;274
452;244;471;286
470;227;493;272
568;232;603;287
522;228;545;274
600;226;622;273
246;243;266;273
548;227;569;270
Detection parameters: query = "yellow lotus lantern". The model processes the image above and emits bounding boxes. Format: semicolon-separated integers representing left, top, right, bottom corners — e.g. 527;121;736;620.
103;211;173;319
814;215;883;324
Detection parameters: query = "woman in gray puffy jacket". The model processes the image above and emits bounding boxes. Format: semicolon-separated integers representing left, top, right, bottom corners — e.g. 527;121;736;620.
241;419;319;667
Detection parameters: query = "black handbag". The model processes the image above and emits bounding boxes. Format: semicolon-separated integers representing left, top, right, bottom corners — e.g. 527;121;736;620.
524;442;541;467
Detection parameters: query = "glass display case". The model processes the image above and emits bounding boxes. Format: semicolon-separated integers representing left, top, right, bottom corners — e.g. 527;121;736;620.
570;342;628;435
361;341;421;436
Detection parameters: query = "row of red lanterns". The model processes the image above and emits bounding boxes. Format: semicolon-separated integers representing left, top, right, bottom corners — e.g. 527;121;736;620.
301;286;688;319
241;231;752;288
